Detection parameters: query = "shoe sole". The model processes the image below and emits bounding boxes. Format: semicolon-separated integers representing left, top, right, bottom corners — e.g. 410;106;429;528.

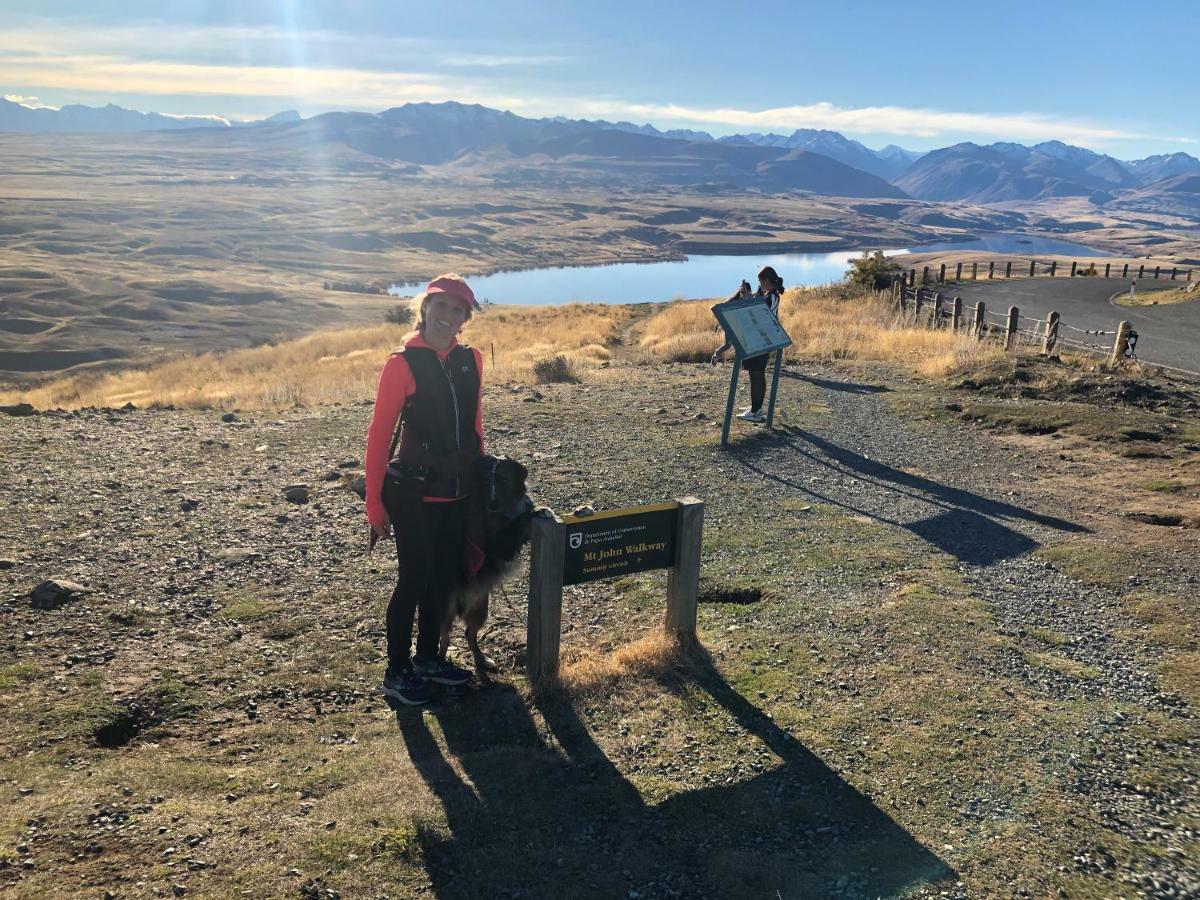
381;684;430;705
417;674;471;687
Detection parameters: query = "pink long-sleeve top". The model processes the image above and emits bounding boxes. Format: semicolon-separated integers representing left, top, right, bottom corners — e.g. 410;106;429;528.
364;332;484;530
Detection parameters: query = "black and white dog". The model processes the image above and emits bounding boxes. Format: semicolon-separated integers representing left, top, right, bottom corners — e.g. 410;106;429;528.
439;455;534;678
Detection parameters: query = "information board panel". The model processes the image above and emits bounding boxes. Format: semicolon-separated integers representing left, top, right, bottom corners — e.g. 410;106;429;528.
562;502;679;585
711;298;792;358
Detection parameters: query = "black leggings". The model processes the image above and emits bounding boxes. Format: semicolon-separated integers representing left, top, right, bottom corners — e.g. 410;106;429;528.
743;354;768;412
383;487;467;670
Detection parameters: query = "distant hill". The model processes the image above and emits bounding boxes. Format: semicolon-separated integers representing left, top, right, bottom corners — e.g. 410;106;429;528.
893;141;1136;203
0;97;232;132
3;96;1198;210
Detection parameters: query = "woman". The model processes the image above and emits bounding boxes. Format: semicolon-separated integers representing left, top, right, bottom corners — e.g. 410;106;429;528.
365;274;484;706
714;266;785;423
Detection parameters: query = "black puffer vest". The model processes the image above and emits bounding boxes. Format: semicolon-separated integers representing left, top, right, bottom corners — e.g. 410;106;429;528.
390;345;481;499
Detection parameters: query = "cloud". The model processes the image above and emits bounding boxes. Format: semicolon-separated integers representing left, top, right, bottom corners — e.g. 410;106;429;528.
3;92;55;109
572;99;1145;147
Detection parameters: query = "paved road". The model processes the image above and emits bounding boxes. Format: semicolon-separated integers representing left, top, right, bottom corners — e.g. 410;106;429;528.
937;277;1200;374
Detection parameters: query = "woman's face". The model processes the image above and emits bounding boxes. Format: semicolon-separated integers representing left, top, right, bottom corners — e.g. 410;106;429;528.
758;274;771;291
423;294;470;347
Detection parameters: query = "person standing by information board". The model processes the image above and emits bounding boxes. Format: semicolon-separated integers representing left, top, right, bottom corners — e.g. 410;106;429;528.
730;266;784;422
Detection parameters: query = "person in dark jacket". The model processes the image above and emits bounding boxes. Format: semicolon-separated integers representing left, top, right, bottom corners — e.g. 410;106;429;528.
365;274;484;706
713;266;785;423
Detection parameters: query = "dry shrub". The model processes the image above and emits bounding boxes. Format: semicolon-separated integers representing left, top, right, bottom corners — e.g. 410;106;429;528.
558;630;685;697
532;355;577;384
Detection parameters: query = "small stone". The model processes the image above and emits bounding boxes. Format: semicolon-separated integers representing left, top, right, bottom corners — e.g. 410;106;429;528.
221;412;237;423
283;485;310;504
179;498;200;513
0;402;35;417
349;475;366;500
0;558;16;570
172;885;188;896
336;459;359;469
30;579;89;610
322;470;342;482
120;402;137;412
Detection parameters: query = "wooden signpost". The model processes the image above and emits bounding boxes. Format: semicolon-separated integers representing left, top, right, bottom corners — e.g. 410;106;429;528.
710;297;794;447
526;499;705;684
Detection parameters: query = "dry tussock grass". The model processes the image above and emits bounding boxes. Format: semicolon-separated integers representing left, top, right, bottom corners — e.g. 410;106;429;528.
4;303;631;410
557;630;684;697
641;284;1007;374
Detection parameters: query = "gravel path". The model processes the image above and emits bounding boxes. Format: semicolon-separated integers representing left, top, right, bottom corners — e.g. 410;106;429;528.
0;360;1195;897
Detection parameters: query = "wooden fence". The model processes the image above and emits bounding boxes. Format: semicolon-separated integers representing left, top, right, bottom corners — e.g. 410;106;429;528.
893;282;1134;365
902;259;1195;288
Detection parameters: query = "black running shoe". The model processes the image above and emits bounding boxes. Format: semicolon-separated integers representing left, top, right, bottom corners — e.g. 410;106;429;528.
382;666;431;706
412;657;472;687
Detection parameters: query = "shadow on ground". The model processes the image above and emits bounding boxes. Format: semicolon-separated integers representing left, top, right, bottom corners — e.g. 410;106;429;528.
729;425;1086;565
396;649;952;899
782;371;892;395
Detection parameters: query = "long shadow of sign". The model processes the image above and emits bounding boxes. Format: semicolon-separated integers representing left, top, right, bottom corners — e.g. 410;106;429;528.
396;649;952;898
729;425;1085;565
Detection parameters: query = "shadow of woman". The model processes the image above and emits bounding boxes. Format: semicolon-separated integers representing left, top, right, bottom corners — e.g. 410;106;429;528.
395;647;953;899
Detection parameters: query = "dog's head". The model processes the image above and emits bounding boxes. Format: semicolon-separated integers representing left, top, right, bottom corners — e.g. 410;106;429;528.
475;455;534;555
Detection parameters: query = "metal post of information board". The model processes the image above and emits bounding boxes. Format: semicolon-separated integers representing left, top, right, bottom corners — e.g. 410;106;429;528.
721;351;742;447
765;348;784;427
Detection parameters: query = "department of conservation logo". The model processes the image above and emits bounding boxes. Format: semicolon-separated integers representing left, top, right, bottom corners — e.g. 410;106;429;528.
569;532;583;550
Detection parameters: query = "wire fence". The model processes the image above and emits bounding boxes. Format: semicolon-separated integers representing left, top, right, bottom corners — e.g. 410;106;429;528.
902;259;1196;287
894;283;1200;384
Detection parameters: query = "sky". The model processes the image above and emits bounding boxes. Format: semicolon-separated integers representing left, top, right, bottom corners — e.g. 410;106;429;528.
0;0;1195;158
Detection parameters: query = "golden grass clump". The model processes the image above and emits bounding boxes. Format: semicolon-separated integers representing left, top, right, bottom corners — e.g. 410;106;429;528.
3;303;631;411
558;630;684;697
640;283;1006;374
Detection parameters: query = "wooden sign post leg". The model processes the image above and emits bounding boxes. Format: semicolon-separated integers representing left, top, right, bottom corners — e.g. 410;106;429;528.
665;498;704;645
526;512;565;686
721;352;743;447
765;348;784;427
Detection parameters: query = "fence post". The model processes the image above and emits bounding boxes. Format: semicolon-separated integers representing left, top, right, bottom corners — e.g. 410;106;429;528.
898;285;908;316
1005;261;1013;278
1070;261;1077;277
955;262;963;281
973;301;986;339
1005;306;1019;350
526;512;565;685
938;263;946;283
1138;265;1145;279
1171;268;1177;281
1105;263;1111;278
1050;261;1057;277
1029;260;1037;278
1154;266;1160;280
1042;311;1060;355
932;293;944;329
914;289;924;325
665;498;704;645
1109;321;1133;366
972;262;978;281
987;261;995;279
908;268;916;287
952;296;963;332
1122;263;1129;278
921;266;930;285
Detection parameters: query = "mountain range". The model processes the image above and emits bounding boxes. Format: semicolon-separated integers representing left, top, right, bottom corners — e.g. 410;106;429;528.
2;96;1199;208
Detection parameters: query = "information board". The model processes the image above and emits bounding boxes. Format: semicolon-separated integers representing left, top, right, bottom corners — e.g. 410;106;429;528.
711;298;792;358
562;502;679;585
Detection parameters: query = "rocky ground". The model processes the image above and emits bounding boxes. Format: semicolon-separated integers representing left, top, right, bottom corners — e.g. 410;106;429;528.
0;355;1197;898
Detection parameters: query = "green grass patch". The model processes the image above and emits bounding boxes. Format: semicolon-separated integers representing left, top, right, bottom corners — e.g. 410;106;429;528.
1036;540;1141;588
221;598;285;622
1024;650;1102;680
1114;284;1200;307
0;661;44;690
1025;626;1071;647
1144;479;1184;493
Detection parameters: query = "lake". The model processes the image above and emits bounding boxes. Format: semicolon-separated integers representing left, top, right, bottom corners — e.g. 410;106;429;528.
390;234;1107;305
